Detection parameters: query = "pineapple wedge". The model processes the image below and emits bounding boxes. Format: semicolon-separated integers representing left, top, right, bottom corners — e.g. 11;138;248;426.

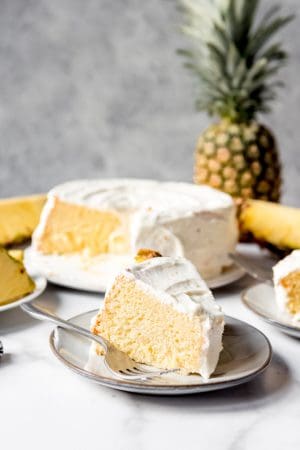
240;200;300;250
0;247;35;306
0;194;46;246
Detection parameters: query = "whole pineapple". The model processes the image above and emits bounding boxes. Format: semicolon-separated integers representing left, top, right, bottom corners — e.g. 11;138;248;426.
179;0;293;201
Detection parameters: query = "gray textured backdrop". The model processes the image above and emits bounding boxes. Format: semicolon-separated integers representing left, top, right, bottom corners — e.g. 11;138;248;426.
1;0;299;204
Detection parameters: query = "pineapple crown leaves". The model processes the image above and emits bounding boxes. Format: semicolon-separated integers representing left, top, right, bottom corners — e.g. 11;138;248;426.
178;0;294;122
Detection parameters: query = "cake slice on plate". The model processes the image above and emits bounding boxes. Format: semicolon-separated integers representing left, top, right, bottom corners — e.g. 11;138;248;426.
273;250;300;321
0;247;35;306
90;250;224;378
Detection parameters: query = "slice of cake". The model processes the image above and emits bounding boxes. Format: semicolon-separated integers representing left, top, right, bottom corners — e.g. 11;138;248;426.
90;252;224;378
273;250;300;321
0;247;35;306
32;179;238;279
0;194;46;246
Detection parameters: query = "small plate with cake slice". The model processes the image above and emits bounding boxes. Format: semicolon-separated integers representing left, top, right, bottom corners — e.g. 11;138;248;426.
0;247;47;313
50;311;271;395
25;178;244;292
242;250;300;337
49;251;271;395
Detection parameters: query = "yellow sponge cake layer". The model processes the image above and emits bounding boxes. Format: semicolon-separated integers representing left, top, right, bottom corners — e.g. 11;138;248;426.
92;274;204;373
0;247;35;305
0;194;46;246
35;197;124;256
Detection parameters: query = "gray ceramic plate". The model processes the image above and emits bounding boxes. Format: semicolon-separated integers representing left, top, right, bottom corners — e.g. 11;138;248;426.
49;310;271;395
242;283;300;338
208;263;245;289
0;274;47;313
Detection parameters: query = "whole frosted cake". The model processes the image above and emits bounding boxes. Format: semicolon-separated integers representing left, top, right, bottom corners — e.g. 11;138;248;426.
32;179;237;279
90;252;224;378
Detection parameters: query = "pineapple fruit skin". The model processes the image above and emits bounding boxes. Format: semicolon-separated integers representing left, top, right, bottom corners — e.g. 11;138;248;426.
0;194;46;246
240;199;300;251
194;121;281;202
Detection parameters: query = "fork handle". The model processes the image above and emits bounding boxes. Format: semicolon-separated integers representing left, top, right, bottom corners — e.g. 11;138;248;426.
21;302;108;352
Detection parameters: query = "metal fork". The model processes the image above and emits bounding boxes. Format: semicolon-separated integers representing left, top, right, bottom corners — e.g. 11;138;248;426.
21;302;177;381
229;252;273;283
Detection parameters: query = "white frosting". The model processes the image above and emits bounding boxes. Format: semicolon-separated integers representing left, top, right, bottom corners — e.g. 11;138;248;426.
49;178;233;214
32;179;238;279
273;250;300;321
33;194;56;244
116;256;224;378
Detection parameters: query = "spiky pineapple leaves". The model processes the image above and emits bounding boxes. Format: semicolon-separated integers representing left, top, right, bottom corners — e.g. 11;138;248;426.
178;0;294;122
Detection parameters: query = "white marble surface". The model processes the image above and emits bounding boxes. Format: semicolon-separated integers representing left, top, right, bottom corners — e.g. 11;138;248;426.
1;254;300;450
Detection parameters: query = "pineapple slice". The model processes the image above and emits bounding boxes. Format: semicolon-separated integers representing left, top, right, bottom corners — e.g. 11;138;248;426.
240;200;300;250
0;194;46;246
0;247;35;305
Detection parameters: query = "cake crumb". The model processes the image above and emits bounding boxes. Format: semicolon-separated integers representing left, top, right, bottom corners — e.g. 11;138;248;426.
135;248;162;263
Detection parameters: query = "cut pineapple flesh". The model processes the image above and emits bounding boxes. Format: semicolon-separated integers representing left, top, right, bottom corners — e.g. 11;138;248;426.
0;247;35;305
240;200;300;250
0;194;46;246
